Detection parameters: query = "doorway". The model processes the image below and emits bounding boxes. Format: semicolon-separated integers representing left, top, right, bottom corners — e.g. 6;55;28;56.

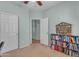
31;18;49;46
32;20;40;44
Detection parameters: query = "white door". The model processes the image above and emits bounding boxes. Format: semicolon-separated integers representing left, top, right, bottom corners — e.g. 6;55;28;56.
40;18;48;46
0;12;18;53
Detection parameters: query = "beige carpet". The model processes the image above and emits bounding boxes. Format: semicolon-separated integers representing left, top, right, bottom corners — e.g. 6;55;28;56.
2;43;70;57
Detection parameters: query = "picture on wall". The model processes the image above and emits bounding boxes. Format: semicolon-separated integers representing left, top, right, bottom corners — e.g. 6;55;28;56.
56;22;72;35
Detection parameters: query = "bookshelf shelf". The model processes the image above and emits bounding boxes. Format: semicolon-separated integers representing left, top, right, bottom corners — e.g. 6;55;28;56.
51;34;79;57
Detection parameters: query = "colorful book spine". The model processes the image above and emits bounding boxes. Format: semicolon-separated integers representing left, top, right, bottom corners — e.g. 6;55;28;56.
54;36;56;40
59;36;62;41
77;44;79;51
74;36;77;43
71;37;75;43
52;40;55;45
69;50;72;56
52;36;55;40
56;36;59;40
68;37;70;42
67;36;69;42
59;42;62;47
73;44;78;52
76;36;79;44
66;42;69;48
62;36;64;41
69;43;72;50
65;36;68;42
64;36;66;42
63;42;66;48
57;41;60;46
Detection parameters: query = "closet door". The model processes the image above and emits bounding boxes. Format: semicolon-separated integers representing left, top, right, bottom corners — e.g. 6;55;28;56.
1;12;18;53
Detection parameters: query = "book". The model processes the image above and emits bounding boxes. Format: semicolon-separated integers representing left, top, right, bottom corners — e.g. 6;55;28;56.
75;36;79;44
69;43;73;50
69;50;72;56
66;42;69;48
62;36;64;41
68;37;70;42
65;36;68;42
52;40;55;45
73;44;78;52
60;42;63;47
57;41;60;46
71;37;75;43
56;36;59;40
64;36;66;42
77;44;79;51
63;42;67;48
58;35;62;41
66;36;69;42
54;36;56;40
52;36;55;40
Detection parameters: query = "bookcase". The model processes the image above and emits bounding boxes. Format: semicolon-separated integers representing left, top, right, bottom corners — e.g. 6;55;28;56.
51;34;79;57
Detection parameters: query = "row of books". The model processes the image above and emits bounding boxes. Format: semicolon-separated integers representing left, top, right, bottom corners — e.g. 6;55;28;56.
52;40;79;51
51;34;79;44
51;34;79;56
51;44;79;57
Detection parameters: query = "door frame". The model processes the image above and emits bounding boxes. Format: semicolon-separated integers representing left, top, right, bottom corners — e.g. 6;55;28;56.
32;19;40;42
30;18;41;44
30;17;49;45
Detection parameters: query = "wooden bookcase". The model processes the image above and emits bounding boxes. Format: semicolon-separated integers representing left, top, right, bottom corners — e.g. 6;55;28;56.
51;34;79;57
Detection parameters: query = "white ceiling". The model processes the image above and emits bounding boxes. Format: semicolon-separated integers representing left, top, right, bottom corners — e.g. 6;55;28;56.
11;1;62;12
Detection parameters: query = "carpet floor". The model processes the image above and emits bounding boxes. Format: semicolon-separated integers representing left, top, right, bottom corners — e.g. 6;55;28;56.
2;43;70;57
